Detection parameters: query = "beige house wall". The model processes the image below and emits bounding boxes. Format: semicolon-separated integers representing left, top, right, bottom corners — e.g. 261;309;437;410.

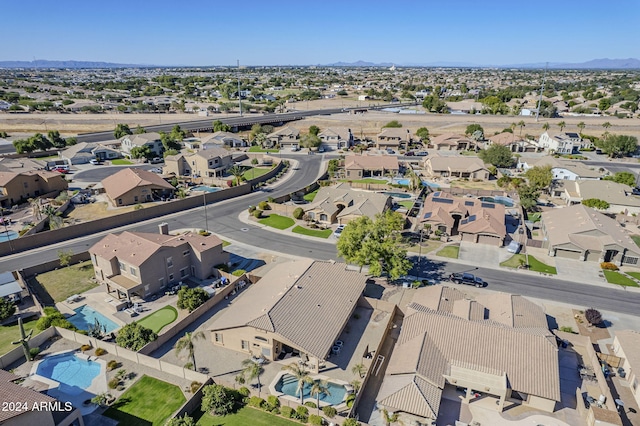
527;394;556;412
613;335;640;408
5;410;56;426
0;174;67;206
108;184;172;207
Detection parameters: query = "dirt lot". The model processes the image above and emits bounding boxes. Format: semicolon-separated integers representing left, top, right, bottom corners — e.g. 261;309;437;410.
64;201;138;222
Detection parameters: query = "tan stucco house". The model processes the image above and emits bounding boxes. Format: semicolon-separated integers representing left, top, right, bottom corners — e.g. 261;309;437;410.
422;156;490;180
430;133;474;151
266;126;300;149
303;182;392;224
101;168;175;206
612;330;640;408
0;170;68;208
376;128;413;150
344;155;399;179
163;146;234;179
559;180;640;215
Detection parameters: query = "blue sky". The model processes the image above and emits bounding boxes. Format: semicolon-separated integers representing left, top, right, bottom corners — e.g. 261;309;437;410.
4;0;639;66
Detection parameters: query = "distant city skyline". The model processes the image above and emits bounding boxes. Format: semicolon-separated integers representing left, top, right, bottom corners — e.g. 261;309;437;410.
4;0;639;66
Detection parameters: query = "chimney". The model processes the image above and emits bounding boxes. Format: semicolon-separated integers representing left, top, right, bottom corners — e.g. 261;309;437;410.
159;222;169;235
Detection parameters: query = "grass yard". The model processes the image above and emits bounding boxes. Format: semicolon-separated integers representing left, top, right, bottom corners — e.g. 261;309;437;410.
111;159;133;165
528;213;542;223
243;167;272;180
500;254;557;274
406;239;443;254
292;225;332;238
398;200;415;209
625;271;640;281
222;240;231;247
436;245;459;259
339;178;388;184
303;189;318;202
196;407;299;426
30;260;97;304
603;270;640;287
136;306;178;333
104;375;186;426
248;146;279;153
0;317;39;356
631;235;640;248
258;214;294;230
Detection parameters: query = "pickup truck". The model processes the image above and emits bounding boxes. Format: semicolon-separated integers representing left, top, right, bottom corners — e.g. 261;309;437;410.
449;272;486;288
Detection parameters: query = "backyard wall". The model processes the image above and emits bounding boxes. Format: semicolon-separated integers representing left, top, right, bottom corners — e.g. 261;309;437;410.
0;327;57;369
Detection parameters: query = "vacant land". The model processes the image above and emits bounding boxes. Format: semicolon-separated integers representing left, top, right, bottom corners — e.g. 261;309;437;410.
65;202;138;221
0;317;39;356
31;260;97;303
196;407;299;426
258;214;294;230
104;375;186;426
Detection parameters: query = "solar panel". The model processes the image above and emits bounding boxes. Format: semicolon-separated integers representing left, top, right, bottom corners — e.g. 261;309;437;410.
433;197;454;204
423;212;432;219
468;215;477;222
481;203;495;209
464;201;475;206
432;191;441;197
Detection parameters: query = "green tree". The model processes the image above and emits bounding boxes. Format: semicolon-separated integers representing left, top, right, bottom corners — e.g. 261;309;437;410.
170;125;186;141
57;249;73;267
542;123;550;132
165;413;195;426
65;136;77;146
382;120;402;128
212;120;231;132
478;144;514;168
465;124;484;137
600;134;638;158
201;384;236;416
134;125;146;134
415;127;429;141
351;363;366;379
602;122;611;130
342;419;360;426
582;198;610;210
160;131;181;151
293;207;304;220
177;287;209;312
422;95;448;113
603;171;636;187
309;125;320;136
310;381;330;416
337;211;411;280
327;158;340;176
577;121;586;134
524;166;552;191
558;121;566;133
115;322;157;351
47;130;66;148
517;120;526;136
598;98;612;112
517;184;540;212
240;358;265;397
174;331;205;371
250;124;265;141
114;123;132;139
282;363;313;405
380;408;399;426
301;133;321;149
0;298;16;321
130;145;152;159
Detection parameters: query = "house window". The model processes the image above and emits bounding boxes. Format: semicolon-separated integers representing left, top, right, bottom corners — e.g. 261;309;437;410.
183;250;189;257
255;336;268;343
159;277;165;288
91;254;97;264
180;268;188;278
169;273;174;281
118;261;125;271
134;196;138;203
241;340;249;350
24;182;28;188
167;257;173;268
118;198;123;205
129;267;137;277
623;256;639;265
144;284;150;295
214;333;223;343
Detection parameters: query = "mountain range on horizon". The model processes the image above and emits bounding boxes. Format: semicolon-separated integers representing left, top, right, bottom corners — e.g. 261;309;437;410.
1;58;639;69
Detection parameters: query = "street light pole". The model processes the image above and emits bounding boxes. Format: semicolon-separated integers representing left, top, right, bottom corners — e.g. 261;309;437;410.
417;226;423;281
203;192;209;232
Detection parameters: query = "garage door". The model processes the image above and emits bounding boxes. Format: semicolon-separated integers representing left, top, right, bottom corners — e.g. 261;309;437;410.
461;233;476;242
585;250;601;262
478;235;501;246
555;249;581;260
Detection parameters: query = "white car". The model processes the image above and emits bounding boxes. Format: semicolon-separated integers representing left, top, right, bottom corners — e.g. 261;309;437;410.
89;159;101;165
333;225;346;238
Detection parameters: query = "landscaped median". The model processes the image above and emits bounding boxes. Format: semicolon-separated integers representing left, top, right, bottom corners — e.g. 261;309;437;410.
251;209;333;239
500;254;557;275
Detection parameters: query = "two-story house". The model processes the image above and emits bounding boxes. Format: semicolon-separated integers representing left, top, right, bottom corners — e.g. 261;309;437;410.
89;225;229;300
318;128;354;151
537;132;581;154
265;126;300;149
163;146;234;179
344;155;399;179
120;132;164;157
429;133;475;151
0;171;68;207
376;128;413;150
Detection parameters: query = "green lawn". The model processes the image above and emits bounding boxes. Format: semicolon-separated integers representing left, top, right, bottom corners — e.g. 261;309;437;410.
528;213;542;223
406;240;443;254
631;235;640;248
111;159;133;165
30;260;97;304
258;214;294;230
248;146;279;153
339;178;388;184
436;245;459;259
104;375;186;426
292;225;332;238
0;317;39;356
136;306;178;333
243;167;272;180
603;270;640;287
303;190;318;202
398;200;414;209
222;240;231;247
625;271;640;281
500;254;557;274
196;407;299;426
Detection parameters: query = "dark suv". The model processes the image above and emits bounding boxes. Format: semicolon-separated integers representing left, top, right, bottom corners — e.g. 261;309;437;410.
449;272;486;288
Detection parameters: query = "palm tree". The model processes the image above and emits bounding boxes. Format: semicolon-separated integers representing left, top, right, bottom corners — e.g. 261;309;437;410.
227;165;245;186
241;357;264;396
351;363;366;379
41;205;63;230
542;123;550;132
558;121;566;132
510;122;517;132
349;379;362;394
282;362;313;404
29;198;42;221
517;120;525;136
577;121;586;134
405;169;422;193
310;380;330;416
380;408;400;426
174;331;205;371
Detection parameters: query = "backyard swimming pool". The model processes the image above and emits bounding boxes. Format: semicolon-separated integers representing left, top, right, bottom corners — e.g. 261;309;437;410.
274;373;347;406
68;305;119;333
0;231;18;242
190;186;222;193
383;192;412;199
393;178;440;188
35;352;101;391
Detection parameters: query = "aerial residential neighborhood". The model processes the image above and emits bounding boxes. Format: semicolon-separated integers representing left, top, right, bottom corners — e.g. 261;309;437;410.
1;2;640;426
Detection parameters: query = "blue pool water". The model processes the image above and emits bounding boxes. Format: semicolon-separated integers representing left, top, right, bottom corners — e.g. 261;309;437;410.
191;185;222;193
0;231;18;242
383;192;412;199
36;352;101;390
275;374;347;405
393;178;439;188
479;196;514;207
68;305;119;333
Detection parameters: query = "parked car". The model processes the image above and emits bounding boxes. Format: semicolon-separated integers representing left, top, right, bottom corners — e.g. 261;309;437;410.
52;167;69;174
415;151;429;157
449;272;486;288
149;167;163;174
150;157;163;164
507;240;522;253
89;159;101;165
333;224;346;238
405;151;415;156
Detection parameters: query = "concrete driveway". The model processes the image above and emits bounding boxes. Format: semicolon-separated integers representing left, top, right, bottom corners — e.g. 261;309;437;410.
458;241;511;267
553;257;608;286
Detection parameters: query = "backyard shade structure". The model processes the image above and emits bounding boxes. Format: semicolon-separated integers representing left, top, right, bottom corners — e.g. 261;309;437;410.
0;271;22;300
209;259;367;370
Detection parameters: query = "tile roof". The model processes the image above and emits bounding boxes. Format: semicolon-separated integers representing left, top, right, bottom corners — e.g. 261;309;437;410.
209;260;367;359
305;183;390;219
344;155;399;171
122;132;162;145
420;192;505;236
0;369;59;423
488;132;524;146
576;180;640;207
378;128;412;139
425;156;487;173
267;126;299;138
378;375;441;419
101;167;174;199
430;133;473;146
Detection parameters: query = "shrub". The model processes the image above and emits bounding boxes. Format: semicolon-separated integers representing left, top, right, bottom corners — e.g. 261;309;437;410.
253;209;263;218
560;326;575;333
232;269;246;277
177;287;209;312
280;406;294;418
293;207;304;219
95;347;107;356
107;360;119;371
115;322;157;351
267;395;280;410
227;180;234;187
237;386;250;398
585;308;603;326
600;262;619;271
0;298;16;321
190;381;202;393
309;414;323;426
81;344;92;352
29;347;40;358
343;419;360;426
258;201;270;210
251;158;259;165
304;401;317;408
36;308;78;332
295;405;309;421
108;378;120;389
248;205;256;213
198;229;211;236
322;406;337;418
201;384;236;416
346;393;356;408
248;396;265;408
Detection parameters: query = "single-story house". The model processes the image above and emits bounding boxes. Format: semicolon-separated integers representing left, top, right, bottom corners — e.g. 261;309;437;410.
377;286;560;424
200;131;248;148
90;225;229;300
344;155;399;179
318;128;354;151
422;156;490;181
541;204;640;264
101;167;175;206
376;128;413;150
266;126;300;149
612;330;640;408
0;271;23;303
420;191;506;245
59;142;120;164
446;100;483;114
0;170;68;208
486;132;536;152
559;180;640;215
304;182;392;224
208;259;367;373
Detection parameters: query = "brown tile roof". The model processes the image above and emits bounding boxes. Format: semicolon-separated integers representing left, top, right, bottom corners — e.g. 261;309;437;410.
378;128;412;139
424;156;487;173
344;155;399;171
101;167;174;199
0;369;59;423
305;183;390;219
378;375;441;419
267;126;299;138
475;293;549;329
209;260;367;359
430;133;472;146
0;170;61;186
488;132;524;146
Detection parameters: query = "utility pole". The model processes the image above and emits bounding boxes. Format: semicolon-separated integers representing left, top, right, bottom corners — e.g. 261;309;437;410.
237;60;242;116
535;63;548;122
203;192;209;232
